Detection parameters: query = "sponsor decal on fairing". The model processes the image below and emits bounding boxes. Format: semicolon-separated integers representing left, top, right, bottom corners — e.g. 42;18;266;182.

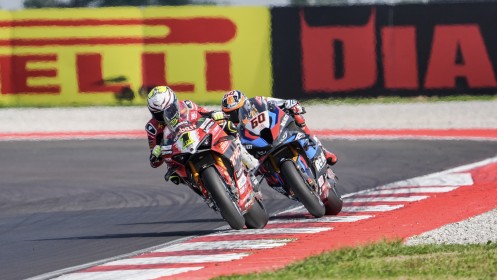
280;114;289;127
314;152;327;171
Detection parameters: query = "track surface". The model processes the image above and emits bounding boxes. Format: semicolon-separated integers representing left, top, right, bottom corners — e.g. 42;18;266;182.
1;139;497;279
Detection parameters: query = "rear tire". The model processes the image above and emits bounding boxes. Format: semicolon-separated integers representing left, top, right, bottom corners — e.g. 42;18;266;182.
324;186;343;215
201;167;245;230
244;199;269;229
280;161;325;218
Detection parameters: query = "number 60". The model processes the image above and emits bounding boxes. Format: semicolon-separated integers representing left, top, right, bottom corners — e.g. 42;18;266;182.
251;113;266;128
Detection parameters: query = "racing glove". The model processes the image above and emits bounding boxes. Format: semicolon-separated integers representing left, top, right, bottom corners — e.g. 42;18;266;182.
150;145;162;165
225;120;238;136
284;99;305;115
151;145;161;159
210;111;225;121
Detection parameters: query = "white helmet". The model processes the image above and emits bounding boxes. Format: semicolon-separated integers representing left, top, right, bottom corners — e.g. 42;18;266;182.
147;86;177;122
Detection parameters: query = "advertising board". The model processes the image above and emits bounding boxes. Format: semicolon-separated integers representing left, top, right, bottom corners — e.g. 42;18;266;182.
0;7;271;106
272;3;497;99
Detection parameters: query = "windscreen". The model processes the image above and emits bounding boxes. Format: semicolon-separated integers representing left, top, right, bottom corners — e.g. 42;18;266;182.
239;98;269;126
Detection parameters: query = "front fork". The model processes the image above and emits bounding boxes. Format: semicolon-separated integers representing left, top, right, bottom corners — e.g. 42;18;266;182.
190;153;255;213
265;145;319;198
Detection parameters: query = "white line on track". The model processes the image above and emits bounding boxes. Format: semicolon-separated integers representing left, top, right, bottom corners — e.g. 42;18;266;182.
210;227;332;235
50;267;204;280
343;195;429;203
380;173;473;188
360;186;460;195
276;205;307;215
342;205;404;212
153;239;293;252
268;215;374;224
103;253;249;265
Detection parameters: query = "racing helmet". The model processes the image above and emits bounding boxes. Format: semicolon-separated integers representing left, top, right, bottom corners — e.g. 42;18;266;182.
221;90;247;123
147;86;177;123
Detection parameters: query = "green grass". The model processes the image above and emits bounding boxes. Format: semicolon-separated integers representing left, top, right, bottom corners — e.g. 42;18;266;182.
216;240;497;280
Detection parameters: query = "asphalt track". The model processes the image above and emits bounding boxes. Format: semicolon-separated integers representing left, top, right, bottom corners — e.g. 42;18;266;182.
1;139;497;279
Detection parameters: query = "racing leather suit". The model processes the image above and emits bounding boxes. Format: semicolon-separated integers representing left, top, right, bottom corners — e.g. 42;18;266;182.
145;100;258;172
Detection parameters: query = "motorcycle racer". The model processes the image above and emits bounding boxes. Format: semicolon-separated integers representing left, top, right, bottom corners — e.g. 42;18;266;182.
146;86;258;184
221;90;338;166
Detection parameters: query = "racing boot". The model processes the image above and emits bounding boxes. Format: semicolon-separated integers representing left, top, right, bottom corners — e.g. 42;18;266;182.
241;149;261;194
235;138;259;172
164;168;183;185
237;138;262;197
241;152;259;172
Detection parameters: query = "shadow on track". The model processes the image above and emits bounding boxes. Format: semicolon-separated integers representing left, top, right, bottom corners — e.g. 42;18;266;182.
31;229;219;241
118;218;225;225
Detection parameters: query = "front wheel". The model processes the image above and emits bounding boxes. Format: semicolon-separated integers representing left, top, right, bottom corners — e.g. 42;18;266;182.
324;186;343;215
201;167;245;230
244;199;269;229
280;161;325;218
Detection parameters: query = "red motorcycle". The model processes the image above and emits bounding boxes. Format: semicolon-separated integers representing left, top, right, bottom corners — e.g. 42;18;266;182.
161;117;269;230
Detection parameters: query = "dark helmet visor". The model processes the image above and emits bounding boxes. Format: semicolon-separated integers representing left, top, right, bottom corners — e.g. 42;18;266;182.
163;99;180;128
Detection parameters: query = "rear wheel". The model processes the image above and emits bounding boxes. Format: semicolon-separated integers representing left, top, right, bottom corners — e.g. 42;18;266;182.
244;199;269;229
201;167;245;230
280;161;325;218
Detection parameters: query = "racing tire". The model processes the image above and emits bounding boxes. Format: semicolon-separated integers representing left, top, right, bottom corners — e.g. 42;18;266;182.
324;186;343;215
244;198;269;229
201;167;245;230
280;161;325;218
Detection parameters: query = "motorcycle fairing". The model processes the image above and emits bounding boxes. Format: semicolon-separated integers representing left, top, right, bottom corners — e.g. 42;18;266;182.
239;100;286;147
238;98;334;201
162;117;255;214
